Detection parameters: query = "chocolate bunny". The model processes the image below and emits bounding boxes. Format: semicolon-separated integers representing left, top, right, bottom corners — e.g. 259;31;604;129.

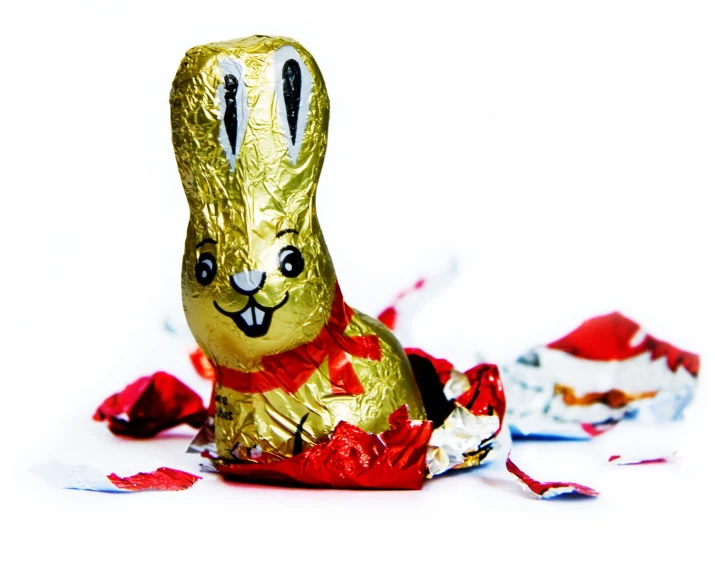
171;36;427;463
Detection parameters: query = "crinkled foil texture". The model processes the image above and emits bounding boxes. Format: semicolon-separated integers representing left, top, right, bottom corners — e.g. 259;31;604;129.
192;347;508;488
171;36;427;467
405;350;507;478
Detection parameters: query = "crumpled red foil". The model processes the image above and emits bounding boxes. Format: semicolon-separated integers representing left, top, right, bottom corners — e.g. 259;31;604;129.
107;467;201;491
506;455;599;499
94;371;208;438
211;406;432;490
456;364;507;423
406;348;506;431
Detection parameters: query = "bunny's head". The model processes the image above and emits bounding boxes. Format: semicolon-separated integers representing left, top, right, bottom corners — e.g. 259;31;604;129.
171;36;335;370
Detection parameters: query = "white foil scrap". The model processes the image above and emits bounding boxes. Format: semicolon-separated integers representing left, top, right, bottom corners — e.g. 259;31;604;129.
426;408;501;477
30;462;127;493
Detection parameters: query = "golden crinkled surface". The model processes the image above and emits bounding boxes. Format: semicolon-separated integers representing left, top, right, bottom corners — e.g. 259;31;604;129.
171;36;426;463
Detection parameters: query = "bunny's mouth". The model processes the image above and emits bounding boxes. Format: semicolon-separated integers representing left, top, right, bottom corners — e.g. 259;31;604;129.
214;294;289;338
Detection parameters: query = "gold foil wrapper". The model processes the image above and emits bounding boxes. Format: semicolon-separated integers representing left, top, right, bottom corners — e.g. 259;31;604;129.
170;36;427;464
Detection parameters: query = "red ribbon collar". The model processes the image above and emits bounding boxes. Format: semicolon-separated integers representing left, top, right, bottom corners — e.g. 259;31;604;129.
217;283;382;395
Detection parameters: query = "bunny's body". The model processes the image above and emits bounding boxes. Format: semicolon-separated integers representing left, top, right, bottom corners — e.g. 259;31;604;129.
171;36;426;462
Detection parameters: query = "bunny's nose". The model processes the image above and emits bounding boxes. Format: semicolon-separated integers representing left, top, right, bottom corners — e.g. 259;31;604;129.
230;270;266;295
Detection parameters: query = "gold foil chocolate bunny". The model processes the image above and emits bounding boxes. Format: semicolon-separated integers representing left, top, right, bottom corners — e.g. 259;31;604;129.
171;36;427;464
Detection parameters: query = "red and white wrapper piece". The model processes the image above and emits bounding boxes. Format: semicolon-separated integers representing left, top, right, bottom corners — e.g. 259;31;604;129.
31;463;200;493
506;455;599;499
500;312;699;438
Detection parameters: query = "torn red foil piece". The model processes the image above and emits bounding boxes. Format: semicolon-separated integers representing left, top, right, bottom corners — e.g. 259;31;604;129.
608;452;676;465
211;406;432;490
94;371;208;438
506;455;599;499
31;462;201;493
190;347;216;381
377;306;398;331
108;467;201;491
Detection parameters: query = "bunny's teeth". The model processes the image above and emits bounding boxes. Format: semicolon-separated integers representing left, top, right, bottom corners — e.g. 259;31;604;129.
240;308;254;326
239;305;265;328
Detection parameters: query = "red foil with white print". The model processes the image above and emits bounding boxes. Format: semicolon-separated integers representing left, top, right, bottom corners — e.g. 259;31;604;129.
490;313;698;438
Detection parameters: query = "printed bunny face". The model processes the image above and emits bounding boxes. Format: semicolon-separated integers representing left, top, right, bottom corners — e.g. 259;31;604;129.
171;36;336;369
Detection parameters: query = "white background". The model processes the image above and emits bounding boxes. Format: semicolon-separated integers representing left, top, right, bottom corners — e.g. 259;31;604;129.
3;1;714;569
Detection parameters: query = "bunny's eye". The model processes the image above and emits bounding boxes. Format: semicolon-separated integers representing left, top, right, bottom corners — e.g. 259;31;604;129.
278;246;304;278
274;46;313;164
196;252;217;286
217;58;249;170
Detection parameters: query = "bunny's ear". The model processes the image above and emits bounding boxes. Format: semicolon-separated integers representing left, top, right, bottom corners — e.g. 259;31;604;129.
273;45;314;164
217;58;249;171
171;49;252;213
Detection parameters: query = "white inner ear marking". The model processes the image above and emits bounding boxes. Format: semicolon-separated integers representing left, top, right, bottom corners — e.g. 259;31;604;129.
217;58;249;170
274;46;313;164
